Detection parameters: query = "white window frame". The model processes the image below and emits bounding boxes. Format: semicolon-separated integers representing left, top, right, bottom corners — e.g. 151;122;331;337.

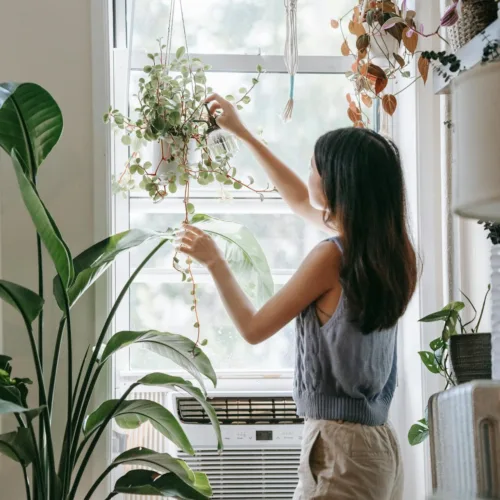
110;2;355;388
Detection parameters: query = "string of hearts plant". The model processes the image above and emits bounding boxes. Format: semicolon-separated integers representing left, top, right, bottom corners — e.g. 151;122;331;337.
331;0;459;127
105;41;275;346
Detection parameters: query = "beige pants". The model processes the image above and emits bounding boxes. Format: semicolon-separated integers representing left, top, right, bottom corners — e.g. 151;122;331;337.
294;419;404;500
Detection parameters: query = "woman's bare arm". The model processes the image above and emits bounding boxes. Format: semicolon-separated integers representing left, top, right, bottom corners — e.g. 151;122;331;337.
178;225;341;344
205;93;333;234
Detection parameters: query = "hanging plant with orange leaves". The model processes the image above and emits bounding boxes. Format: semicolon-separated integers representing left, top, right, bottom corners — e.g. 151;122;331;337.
331;0;454;127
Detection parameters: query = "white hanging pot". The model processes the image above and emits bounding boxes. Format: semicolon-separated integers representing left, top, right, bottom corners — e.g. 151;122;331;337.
152;137;200;185
363;22;399;67
452;62;500;221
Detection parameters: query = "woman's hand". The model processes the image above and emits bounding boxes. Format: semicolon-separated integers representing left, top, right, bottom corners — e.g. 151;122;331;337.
205;93;251;140
175;224;224;269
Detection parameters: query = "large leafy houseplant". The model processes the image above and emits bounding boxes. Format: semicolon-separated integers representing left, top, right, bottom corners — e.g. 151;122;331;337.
0;82;274;498
407;287;490;446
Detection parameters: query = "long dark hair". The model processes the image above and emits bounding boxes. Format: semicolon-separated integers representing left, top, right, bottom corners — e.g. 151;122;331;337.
314;127;417;333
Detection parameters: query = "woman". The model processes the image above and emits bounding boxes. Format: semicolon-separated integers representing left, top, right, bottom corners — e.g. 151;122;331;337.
176;94;417;500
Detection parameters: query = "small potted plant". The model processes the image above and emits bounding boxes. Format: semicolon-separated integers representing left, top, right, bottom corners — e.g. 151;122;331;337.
408;287;491;445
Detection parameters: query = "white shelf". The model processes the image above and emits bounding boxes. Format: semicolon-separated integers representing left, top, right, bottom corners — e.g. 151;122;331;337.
434;17;500;95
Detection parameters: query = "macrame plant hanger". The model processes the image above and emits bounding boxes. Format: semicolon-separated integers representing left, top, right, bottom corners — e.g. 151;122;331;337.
126;0;176;93
282;0;299;122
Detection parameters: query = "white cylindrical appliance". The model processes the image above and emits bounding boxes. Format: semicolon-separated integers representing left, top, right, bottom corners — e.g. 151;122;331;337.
452;62;500;221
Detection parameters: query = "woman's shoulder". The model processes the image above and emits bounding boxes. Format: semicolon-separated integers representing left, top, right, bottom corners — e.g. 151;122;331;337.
305;238;343;275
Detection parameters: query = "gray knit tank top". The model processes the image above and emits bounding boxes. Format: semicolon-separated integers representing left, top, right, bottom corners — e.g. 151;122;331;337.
293;237;398;426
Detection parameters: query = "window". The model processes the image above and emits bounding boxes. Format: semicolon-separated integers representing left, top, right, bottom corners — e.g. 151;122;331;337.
112;0;361;380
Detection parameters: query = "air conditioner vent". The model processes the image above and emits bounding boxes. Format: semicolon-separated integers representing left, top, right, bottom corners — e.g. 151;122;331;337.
178;448;301;499
177;396;304;425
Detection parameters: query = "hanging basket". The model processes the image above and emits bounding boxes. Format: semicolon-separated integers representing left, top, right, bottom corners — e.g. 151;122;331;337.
447;0;498;51
450;333;492;384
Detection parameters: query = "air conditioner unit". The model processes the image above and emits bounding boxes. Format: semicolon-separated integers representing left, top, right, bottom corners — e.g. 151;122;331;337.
167;391;304;500
428;381;500;499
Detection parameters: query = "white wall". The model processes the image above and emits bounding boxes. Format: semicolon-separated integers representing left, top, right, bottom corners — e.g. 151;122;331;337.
0;0;96;496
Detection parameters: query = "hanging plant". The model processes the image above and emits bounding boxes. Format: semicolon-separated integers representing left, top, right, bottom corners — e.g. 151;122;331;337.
105;40;269;208
331;0;457;127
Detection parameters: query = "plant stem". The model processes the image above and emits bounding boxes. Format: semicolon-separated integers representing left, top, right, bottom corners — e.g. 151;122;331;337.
27;420;45;500
22;465;32;500
393;75;422;96
72;346;91;402
69;384;138;500
1;442;32;500
47;318;66;414
83;464;115;500
68;366;103;468
475;285;491;333
59;283;73;496
35;232;45;489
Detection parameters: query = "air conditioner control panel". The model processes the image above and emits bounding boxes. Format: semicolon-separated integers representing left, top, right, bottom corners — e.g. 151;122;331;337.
224;425;303;446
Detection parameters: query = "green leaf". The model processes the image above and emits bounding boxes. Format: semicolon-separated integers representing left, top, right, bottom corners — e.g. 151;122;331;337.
100;330;216;389
176;47;186;59
113;469;212;499
239;87;247;94
11;151;74;288
192;214;274;305
0;279;43;323
408;421;429;445
154;472;212;499
418;351;440;374
0;428;37;465
0;385;23;406
111;447;195;483
84;399;194;455
187;203;195;214
225;95;235;102
242;96;251;104
53;229;167;311
419;310;452;322
121;135;132;146
429;337;445;351
444;301;465;312
138;373;222;451
0;82;63;177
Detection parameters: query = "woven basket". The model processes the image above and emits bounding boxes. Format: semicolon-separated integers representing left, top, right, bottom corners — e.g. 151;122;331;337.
449;333;492;384
448;0;498;51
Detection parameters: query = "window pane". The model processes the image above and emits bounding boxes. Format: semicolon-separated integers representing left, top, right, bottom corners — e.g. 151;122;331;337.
129;283;294;371
127;72;356;188
129;209;324;270
131;0;354;56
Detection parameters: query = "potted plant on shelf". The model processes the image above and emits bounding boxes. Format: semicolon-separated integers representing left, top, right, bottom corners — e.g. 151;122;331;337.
0;82;274;497
408;287;491;445
330;0;457;127
447;0;498;51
